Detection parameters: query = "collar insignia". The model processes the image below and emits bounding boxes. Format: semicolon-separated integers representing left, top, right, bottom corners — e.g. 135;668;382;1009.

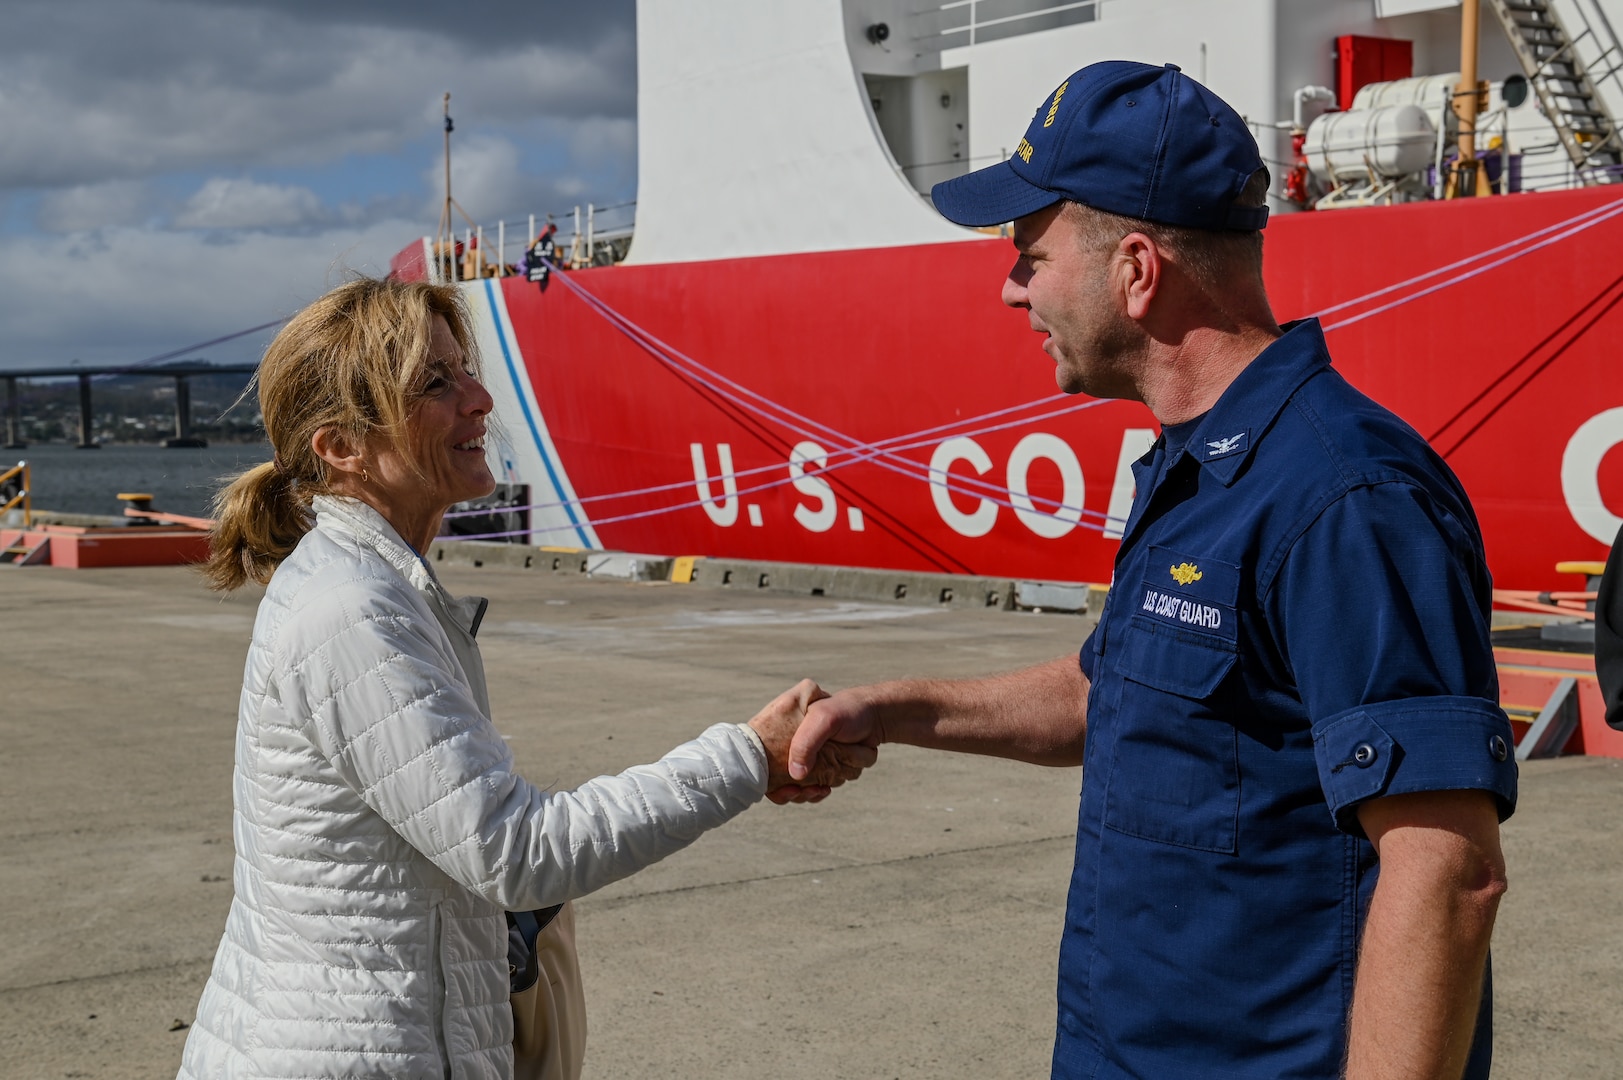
1206;431;1248;458
1170;562;1203;586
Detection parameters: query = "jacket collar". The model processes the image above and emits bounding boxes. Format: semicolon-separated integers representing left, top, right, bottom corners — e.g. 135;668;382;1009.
312;496;489;638
1164;318;1332;487
313;495;432;589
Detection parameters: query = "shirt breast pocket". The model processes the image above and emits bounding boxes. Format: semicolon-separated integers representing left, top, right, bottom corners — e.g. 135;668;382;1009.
1102;568;1242;855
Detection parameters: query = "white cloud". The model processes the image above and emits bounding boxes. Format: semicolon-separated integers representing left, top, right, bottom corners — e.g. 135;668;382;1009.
419;129;629;227
432;135;526;222
37;180;154;232
174;178;325;229
0;218;423;369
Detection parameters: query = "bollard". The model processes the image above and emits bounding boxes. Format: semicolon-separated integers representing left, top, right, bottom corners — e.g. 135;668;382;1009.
119;493;159;526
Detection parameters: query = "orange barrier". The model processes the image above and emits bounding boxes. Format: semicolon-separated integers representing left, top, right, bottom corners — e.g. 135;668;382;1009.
1497;644;1623;759
1492;589;1596;619
0;524;210;568
124;506;217;531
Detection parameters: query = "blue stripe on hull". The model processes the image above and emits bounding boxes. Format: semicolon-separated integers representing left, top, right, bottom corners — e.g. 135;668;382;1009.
482;279;593;548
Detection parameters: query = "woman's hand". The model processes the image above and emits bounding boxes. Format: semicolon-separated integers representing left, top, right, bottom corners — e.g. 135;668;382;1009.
748;679;879;804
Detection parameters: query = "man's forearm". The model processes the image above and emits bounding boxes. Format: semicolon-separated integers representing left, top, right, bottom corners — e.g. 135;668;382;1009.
1347;792;1507;1080
851;655;1088;766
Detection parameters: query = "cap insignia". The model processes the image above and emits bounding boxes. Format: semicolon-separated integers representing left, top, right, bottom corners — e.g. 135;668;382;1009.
1043;80;1070;128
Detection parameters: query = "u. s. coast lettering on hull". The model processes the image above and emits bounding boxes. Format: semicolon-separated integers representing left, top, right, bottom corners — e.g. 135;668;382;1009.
688;430;1155;540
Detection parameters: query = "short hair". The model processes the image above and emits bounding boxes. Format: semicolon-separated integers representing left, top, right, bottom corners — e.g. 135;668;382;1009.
202;276;478;591
1060;166;1271;290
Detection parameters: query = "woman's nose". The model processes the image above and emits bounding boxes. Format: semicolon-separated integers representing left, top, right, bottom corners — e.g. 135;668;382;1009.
463;375;493;416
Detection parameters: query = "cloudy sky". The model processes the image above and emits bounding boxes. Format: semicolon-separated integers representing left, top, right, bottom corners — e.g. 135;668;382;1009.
0;0;638;373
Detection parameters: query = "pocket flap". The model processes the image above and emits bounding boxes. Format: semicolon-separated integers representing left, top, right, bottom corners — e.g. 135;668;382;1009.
1116;625;1237;699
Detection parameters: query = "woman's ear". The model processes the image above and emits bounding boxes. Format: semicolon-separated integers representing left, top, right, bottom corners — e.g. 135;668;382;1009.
311;427;365;479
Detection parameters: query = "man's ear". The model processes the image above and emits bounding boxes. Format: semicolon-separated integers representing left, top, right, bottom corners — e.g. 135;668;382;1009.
1117;232;1162;321
311;426;365;478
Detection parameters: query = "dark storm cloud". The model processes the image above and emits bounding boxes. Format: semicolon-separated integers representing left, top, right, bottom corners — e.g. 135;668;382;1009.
0;0;640;371
0;0;637;191
207;0;636;49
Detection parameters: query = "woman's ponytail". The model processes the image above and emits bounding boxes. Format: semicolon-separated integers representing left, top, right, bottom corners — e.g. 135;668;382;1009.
201;459;309;591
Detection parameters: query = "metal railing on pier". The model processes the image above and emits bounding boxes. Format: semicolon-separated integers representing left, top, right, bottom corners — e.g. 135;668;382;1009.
1;461;31;527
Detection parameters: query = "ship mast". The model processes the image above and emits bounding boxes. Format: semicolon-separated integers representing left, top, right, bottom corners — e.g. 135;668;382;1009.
435;92;478;281
1449;0;1493;198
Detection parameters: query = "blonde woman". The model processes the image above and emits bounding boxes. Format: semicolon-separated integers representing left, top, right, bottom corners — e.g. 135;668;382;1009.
178;278;865;1080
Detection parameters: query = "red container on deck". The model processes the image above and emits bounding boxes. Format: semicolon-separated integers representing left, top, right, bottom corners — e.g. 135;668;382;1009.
1335;34;1414;110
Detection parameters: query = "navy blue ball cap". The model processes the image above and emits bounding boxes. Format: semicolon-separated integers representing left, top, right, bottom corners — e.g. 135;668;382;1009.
931;60;1269;232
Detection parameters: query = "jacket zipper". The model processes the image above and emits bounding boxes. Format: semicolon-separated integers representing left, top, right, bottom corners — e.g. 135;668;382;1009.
427;904;452;1078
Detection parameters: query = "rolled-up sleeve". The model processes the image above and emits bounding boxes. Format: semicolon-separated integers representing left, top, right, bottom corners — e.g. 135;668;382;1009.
1270;480;1518;834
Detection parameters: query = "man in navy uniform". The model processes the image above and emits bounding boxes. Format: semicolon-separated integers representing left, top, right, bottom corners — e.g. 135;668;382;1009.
786;61;1516;1079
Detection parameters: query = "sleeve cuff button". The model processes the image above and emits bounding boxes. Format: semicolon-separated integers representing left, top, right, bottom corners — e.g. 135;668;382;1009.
1353;742;1378;767
1489;734;1509;762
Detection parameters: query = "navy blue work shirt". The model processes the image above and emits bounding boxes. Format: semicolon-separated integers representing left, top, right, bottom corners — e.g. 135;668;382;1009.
1056;320;1518;1079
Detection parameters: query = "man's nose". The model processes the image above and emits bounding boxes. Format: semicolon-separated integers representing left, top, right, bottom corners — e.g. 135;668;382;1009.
1002;267;1030;309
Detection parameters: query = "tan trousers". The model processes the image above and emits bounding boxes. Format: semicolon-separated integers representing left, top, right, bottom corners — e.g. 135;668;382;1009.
511;902;588;1080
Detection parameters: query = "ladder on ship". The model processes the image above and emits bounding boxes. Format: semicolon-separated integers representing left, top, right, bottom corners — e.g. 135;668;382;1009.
1488;0;1623;181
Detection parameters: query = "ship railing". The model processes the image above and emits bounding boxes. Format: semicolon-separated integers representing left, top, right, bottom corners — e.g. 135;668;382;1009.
1539;1;1623;117
1495;0;1623;179
1516;147;1623;186
932;0;1105;47
432;200;637;283
1246;96;1623;212
1570;0;1623;85
1;461;31;528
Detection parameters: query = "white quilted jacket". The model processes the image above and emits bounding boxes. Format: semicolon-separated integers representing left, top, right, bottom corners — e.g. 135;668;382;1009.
177;496;769;1080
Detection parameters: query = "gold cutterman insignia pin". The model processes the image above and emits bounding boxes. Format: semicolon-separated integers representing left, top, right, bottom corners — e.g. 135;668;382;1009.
1170;562;1203;586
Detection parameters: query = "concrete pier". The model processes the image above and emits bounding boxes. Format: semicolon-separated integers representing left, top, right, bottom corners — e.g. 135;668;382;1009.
1;563;1619;1078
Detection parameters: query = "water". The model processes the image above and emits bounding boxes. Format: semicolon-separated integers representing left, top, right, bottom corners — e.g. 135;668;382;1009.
7;442;273;519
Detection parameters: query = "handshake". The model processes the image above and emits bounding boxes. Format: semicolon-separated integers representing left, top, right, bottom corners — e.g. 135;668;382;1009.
745;679;881;805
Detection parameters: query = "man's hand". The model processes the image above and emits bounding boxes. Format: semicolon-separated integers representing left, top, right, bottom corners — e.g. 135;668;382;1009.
788;688;883;782
748;680;878;804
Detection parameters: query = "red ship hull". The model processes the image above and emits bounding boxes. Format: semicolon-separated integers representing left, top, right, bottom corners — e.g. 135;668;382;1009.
490;186;1623;591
